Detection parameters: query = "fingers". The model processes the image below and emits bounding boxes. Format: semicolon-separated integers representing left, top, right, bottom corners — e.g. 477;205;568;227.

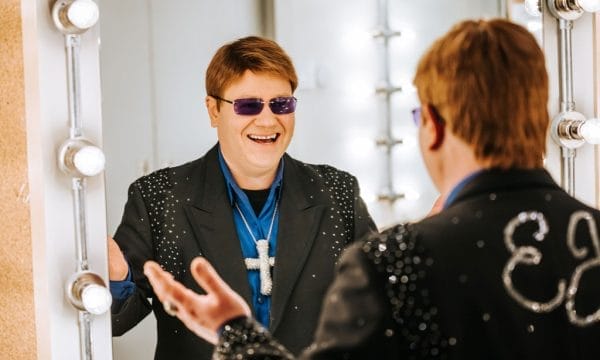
144;258;250;344
190;257;252;318
190;257;230;297
144;261;176;303
144;261;197;308
144;261;219;343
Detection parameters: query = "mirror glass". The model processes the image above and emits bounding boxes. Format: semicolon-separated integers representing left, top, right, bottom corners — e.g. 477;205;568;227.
507;0;543;44
99;1;528;358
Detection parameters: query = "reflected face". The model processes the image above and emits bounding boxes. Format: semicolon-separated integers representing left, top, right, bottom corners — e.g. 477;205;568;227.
208;70;295;180
417;105;440;189
417;105;430;167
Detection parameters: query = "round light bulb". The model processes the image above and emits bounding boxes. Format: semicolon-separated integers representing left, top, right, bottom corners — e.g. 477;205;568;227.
578;0;600;12
81;284;112;315
580;118;600;144
67;0;99;30
73;145;105;177
524;0;542;17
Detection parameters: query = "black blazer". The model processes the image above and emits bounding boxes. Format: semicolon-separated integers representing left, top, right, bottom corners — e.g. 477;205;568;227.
111;144;376;359
214;168;600;360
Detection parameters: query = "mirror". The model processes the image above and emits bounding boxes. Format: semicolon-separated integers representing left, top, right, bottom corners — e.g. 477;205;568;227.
507;0;544;43
98;1;534;358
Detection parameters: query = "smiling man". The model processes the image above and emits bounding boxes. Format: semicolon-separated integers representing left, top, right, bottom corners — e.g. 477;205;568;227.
143;20;600;360
107;36;377;359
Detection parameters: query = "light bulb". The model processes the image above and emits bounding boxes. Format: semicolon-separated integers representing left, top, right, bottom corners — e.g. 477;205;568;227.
73;145;105;177
525;0;542;17
578;0;600;12
579;118;600;144
81;284;112;315
67;0;99;30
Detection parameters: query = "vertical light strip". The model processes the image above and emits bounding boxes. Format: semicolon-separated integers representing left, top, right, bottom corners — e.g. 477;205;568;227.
51;1;110;359
374;0;404;202
594;12;600;206
66;34;83;138
558;19;577;195
64;32;94;360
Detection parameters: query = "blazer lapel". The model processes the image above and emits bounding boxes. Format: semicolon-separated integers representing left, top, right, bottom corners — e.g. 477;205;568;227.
183;146;253;306
270;156;324;332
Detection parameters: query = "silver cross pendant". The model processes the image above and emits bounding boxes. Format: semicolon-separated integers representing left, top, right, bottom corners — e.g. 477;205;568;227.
244;239;275;296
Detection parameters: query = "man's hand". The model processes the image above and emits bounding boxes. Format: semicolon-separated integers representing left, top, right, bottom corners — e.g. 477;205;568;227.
427;196;444;217
144;257;252;344
108;237;129;281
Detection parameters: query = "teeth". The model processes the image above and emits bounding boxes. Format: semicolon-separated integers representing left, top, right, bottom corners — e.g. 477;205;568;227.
249;134;277;140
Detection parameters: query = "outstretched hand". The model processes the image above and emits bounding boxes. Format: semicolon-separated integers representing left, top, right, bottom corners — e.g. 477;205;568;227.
144;257;252;344
426;195;444;217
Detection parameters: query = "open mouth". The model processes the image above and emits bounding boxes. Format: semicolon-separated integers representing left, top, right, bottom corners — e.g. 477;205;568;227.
248;133;280;144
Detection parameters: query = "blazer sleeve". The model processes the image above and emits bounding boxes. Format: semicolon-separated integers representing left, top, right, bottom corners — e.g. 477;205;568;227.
351;176;378;240
111;181;154;336
213;243;394;360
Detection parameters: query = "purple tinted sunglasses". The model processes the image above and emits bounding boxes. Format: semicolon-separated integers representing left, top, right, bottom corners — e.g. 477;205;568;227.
411;106;445;126
411;107;421;126
212;95;297;116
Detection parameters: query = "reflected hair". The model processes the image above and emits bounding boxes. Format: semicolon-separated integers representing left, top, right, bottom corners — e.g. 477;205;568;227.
205;36;298;108
413;19;549;169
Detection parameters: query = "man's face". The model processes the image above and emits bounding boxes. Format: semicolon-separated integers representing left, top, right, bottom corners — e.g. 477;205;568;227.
208;70;295;179
417;104;442;190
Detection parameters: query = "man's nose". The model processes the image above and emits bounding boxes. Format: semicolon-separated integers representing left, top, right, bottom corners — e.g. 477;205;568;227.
253;106;278;125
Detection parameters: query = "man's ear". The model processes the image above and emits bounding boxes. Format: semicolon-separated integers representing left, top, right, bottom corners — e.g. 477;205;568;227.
423;104;445;150
206;96;220;128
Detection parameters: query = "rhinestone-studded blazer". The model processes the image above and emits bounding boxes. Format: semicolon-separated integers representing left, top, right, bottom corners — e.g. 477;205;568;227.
214;168;600;359
110;144;377;359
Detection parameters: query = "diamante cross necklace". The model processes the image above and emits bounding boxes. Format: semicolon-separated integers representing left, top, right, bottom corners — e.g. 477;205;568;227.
234;200;278;296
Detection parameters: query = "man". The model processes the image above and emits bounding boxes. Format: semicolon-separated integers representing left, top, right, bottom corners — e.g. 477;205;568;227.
144;19;600;359
108;36;376;359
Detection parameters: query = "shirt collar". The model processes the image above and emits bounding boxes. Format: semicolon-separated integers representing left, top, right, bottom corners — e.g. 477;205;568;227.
443;169;484;209
217;144;284;206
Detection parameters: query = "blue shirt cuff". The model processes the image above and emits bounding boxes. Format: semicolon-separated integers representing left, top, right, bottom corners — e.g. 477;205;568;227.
109;266;136;300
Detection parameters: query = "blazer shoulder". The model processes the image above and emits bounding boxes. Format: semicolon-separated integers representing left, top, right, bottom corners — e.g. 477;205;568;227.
130;155;208;198
286;155;358;186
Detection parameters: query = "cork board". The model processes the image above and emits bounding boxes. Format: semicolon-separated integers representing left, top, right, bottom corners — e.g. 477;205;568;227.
0;0;38;359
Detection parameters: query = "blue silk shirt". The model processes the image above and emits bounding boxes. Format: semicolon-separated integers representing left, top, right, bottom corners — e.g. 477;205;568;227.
217;147;283;328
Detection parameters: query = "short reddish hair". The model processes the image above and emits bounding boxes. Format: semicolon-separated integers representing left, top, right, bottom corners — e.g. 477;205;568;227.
205;36;298;106
414;19;549;169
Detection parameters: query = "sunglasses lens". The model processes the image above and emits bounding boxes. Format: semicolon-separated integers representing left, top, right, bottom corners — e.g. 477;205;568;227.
234;99;264;115
411;107;421;126
269;97;297;115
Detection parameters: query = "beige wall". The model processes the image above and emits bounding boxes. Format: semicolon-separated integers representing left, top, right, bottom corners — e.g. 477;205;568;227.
0;0;37;359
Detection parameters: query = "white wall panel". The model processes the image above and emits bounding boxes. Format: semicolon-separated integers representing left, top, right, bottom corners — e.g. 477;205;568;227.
276;0;502;227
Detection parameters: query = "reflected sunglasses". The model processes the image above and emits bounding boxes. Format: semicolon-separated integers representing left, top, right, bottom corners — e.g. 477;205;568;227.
211;95;297;116
411;107;422;126
411;106;445;126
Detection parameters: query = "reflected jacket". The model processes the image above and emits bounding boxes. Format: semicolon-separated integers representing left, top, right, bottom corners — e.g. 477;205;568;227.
111;144;377;359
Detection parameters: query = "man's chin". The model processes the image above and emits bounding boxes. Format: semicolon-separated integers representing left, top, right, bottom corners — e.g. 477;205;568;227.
246;153;284;170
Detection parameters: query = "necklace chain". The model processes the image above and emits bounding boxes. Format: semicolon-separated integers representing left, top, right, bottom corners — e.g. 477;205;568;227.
235;199;278;296
234;200;278;245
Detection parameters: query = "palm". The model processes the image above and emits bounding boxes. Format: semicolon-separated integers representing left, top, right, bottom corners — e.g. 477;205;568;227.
144;258;251;344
